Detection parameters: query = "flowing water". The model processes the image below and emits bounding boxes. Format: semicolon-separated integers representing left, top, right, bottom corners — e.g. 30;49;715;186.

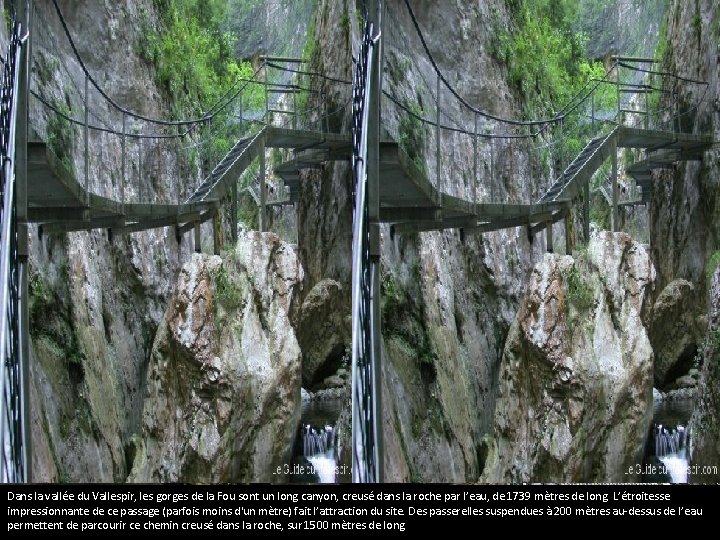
645;399;694;483
290;398;343;484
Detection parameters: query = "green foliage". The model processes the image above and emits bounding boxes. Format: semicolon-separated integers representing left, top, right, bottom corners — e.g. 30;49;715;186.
296;15;317;113
499;0;592;113
692;0;702;45
29;271;53;332
705;250;720;283
29;268;83;366
144;0;237;115
340;13;350;40
213;263;244;309
497;0;615;172
140;0;265;176
564;262;594;311
46;100;74;169
381;269;433;364
398;102;427;175
649;16;670;115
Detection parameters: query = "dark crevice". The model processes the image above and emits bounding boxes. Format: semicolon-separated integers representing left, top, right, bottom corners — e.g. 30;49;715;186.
310;342;346;390
661;342;698;389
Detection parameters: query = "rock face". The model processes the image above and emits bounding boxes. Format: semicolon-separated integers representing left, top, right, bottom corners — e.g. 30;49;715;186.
310;0;545;483
649;0;720;477
129;232;302;482
482;232;655;483
27;0;198;481
689;267;720;482
296;279;350;387
648;279;702;387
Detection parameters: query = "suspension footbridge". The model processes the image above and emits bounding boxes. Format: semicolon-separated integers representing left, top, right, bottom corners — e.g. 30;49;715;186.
1;0;713;483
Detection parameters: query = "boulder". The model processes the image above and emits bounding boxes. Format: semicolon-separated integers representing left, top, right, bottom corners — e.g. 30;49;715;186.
296;279;350;386
649;279;701;387
674;375;697;389
129;232;303;482
482;232;654;483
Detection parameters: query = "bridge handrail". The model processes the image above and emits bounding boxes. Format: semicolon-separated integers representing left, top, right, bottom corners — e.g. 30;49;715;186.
350;19;379;484
0;16;27;483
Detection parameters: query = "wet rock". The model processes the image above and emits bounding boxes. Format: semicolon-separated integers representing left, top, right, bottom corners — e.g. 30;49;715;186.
129;232;303;482
674;375;697;389
482;232;654;483
653;388;664;402
322;375;345;389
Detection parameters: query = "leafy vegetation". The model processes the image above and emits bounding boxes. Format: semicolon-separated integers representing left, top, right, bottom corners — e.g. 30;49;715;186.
29;267;83;367
564;262;595;311
381;268;434;365
140;0;265;174
496;0;618;175
705;250;720;283
212;262;244;310
46;99;75;172
144;0;241;115
398;102;428;175
499;1;601;114
295;15;317;114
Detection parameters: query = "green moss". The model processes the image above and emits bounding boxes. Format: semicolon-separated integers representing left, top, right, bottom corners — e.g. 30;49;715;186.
212;262;244;310
46;99;75;169
398;102;427;175
692;0;702;46
706;250;720;282
564;262;594;311
340;12;350;40
296;15;317;113
381;268;433;364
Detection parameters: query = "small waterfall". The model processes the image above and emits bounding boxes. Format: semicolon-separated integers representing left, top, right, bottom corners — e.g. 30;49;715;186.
303;424;334;456
654;423;690;483
302;424;337;484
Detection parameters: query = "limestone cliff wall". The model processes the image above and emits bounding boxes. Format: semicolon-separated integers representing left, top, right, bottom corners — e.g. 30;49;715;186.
650;0;720;476
307;0;549;481
27;0;196;481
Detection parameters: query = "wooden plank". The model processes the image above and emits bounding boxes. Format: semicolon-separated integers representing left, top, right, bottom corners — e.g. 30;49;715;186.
115;211;203;235
40;216;125;234
391;216;477;234
379;207;441;222
530;208;569;236
177;209;216;235
467;212;553;234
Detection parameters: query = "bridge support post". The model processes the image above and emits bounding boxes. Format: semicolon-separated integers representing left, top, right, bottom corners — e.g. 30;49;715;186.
546;221;553;253
212;213;221;255
564;215;573;255
194;221;201;253
583;179;590;244
259;138;267;232
231;180;238;245
611;138;619;232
